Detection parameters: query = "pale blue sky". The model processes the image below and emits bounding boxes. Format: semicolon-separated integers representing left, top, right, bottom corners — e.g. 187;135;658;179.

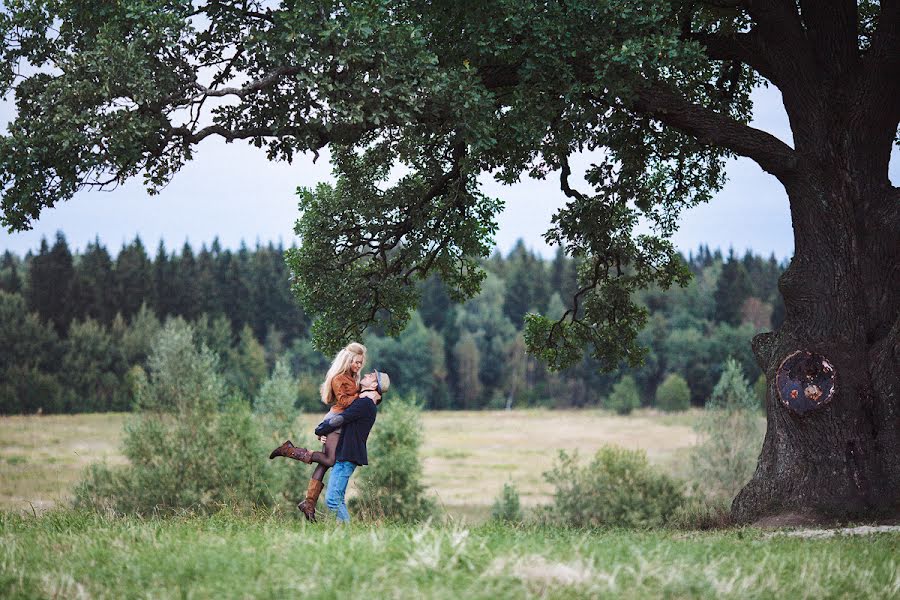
1;85;896;260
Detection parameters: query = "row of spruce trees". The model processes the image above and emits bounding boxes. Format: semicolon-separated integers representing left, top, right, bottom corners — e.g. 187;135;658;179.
0;232;785;414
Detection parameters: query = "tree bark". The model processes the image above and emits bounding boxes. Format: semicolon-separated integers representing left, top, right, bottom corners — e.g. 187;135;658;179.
731;153;900;524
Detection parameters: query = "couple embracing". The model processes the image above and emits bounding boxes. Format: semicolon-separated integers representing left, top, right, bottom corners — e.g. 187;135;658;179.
269;342;388;523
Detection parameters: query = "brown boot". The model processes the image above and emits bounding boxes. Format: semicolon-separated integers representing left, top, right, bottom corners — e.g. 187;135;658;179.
268;440;313;463
297;479;325;522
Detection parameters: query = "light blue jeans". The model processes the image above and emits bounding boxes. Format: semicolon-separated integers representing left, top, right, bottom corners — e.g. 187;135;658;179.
325;460;357;522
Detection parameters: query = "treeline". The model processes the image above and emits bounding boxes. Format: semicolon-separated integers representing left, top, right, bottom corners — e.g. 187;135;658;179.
0;233;785;414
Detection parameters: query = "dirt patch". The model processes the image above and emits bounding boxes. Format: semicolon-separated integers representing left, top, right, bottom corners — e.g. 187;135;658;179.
484;554;598;588
766;525;900;539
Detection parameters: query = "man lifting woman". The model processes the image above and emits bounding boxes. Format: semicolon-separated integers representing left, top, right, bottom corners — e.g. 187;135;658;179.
269;342;389;522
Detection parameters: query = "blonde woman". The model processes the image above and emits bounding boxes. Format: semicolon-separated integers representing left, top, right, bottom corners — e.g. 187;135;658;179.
269;342;383;521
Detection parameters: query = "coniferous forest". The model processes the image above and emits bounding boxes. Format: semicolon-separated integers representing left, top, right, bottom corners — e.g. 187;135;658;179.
0;232;785;414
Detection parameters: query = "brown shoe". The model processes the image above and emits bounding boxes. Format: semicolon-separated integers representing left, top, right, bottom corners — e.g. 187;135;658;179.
286;446;314;463
269;440;295;460
269;441;314;463
297;479;325;522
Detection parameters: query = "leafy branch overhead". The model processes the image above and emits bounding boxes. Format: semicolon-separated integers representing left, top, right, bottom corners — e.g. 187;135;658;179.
2;1;896;367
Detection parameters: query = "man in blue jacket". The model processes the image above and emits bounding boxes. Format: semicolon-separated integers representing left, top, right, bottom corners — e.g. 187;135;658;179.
313;371;385;523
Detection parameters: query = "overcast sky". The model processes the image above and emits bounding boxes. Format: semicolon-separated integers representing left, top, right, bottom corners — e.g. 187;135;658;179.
1;85;897;261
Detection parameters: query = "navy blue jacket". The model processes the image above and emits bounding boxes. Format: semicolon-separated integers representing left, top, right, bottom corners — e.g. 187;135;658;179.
314;397;378;466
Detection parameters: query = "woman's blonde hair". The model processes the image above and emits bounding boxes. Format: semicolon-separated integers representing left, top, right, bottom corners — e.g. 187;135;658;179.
320;342;367;405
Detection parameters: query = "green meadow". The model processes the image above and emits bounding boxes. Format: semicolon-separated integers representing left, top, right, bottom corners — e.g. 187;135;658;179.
3;410;898;598
2;511;898;599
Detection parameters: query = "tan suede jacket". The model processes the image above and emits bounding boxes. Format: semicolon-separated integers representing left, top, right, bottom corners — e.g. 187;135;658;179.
330;373;361;413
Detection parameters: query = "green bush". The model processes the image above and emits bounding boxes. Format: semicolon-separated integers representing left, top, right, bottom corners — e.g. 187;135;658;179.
253;357;299;435
351;395;436;522
491;481;523;523
690;358;764;501
606;375;640;415
253;357;317;505
655;373;691;412
543;446;685;528
74;319;280;515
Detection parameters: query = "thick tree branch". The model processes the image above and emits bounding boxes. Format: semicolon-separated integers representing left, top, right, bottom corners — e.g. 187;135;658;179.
797;0;859;75
743;0;819;91
683;29;778;82
629;79;797;181
859;0;900;136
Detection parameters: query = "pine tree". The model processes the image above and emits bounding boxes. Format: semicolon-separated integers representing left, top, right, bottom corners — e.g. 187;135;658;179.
713;250;753;325
115;237;153;320
194;244;220;317
503;240;549;327
0;251;22;294
227;324;267;400
70;238;115;324
25;232;74;335
418;274;453;331
152;240;173;317
172;241;199;320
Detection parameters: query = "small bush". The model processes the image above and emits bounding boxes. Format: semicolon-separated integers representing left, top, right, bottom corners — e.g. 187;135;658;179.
606;375;640;415
253;357;300;435
690;358;763;501
491;481;523;523
708;357;756;410
74;320;281;515
655;373;691;412
543;446;685;528
351;395;436;522
253;357;316;506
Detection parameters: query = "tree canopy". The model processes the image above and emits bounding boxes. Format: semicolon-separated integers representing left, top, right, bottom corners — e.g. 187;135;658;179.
2;1;896;369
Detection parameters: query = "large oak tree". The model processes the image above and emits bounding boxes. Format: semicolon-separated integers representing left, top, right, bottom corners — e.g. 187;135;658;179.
1;1;897;523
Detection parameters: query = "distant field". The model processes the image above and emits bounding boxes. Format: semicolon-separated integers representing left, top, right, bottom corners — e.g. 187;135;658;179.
0;409;704;516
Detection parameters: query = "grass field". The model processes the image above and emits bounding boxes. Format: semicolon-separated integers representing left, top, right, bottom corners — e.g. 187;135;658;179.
0;409;703;517
4;410;899;599
2;511;898;599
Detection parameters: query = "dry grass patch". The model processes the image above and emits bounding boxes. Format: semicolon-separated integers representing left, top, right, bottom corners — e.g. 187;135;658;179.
418;408;699;510
1;409;700;515
0;413;126;512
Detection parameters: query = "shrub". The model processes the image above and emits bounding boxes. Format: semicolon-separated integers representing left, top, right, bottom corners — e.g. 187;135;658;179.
543;446;685;528
74;320;280;515
690;358;764;501
351;395;436;522
491;481;523;523
253;357;313;505
708;357;756;410
253;357;300;435
655;373;691;412
606;375;640;415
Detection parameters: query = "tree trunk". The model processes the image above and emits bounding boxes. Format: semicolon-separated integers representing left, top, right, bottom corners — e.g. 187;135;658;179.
731;154;900;524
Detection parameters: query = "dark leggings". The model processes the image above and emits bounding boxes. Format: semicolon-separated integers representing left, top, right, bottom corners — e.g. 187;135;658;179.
309;430;340;481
